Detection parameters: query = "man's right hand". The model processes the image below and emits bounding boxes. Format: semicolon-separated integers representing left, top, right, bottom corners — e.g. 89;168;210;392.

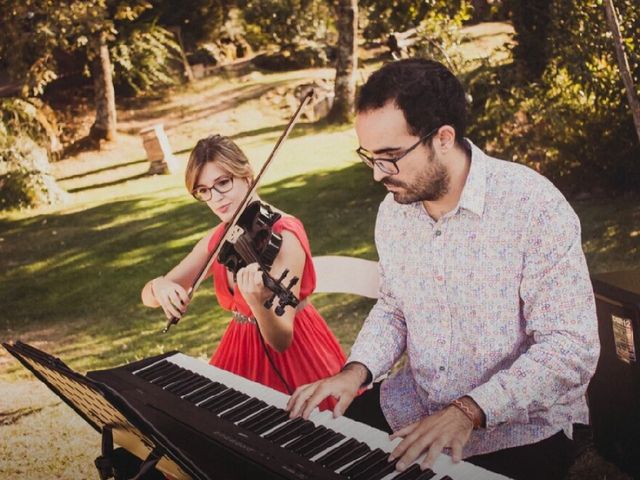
286;363;369;419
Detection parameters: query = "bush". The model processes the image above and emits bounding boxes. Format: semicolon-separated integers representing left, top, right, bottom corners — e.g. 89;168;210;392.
0;98;67;210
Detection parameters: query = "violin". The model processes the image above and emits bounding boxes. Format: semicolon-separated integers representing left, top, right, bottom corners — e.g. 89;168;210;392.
217;200;300;316
162;91;313;333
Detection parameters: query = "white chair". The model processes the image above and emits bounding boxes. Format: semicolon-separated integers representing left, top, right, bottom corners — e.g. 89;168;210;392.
312;255;379;299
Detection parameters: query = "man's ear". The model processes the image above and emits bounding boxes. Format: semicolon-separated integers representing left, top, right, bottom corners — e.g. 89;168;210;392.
435;125;456;154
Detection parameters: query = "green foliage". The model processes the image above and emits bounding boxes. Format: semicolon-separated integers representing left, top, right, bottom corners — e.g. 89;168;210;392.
110;24;181;95
0;99;67;210
468;0;639;194
239;0;332;50
360;0;466;41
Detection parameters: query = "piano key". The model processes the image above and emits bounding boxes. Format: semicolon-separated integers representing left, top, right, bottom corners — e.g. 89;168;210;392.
205;390;247;414
263;417;307;442
174;376;210;396
350;450;395;480
299;431;345;459
326;442;371;471
153;368;190;387
189;383;227;404
341;448;387;478
161;354;510;480
198;387;235;409
315;437;359;466
389;464;424;480
238;406;281;430
285;425;327;450
144;364;183;383
133;360;172;379
209;391;251;415
365;457;401;480
165;375;208;395
219;398;267;422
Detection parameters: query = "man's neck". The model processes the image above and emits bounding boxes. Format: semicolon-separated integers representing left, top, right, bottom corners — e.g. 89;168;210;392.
422;145;471;221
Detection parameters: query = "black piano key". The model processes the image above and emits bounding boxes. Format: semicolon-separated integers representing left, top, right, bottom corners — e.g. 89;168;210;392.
325;442;370;471
169;376;210;396
247;410;291;435
219;398;266;422
414;469;436;480
134;360;172;379
208;391;251;415
315;437;359;465
349;450;391;480
154;368;190;387
205;390;246;413
340;448;386;478
286;425;328;452
144;363;183;383
389;464;426;480
198;387;235;409
186;383;226;404
270;420;316;446
438;476;452;480
262;417;306;442
299;432;345;459
165;375;207;396
365;457;401;480
237;405;279;429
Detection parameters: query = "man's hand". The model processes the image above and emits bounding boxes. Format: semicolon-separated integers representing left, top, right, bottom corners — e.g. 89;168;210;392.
389;404;474;472
286;363;368;419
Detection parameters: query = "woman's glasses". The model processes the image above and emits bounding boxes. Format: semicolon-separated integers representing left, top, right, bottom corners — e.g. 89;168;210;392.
191;176;234;202
356;126;440;175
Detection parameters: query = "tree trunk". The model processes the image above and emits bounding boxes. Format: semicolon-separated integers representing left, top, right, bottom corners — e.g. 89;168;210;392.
327;0;358;124
90;35;117;142
169;26;194;83
604;0;640;146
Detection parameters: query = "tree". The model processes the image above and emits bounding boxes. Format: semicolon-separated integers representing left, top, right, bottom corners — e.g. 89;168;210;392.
327;0;358;124
509;0;552;80
604;0;640;145
0;0;172;143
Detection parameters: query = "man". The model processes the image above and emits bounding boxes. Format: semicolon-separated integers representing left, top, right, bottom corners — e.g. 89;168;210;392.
287;59;600;480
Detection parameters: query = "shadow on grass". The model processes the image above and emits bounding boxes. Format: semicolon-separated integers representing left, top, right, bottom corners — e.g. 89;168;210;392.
0;163;385;375
57;158;149;182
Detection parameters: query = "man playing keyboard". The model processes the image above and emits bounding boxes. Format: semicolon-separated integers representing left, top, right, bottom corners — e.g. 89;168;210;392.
287;59;600;480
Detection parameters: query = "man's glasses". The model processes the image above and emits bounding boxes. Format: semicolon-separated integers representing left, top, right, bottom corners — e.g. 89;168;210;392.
191;176;234;202
356;126;440;175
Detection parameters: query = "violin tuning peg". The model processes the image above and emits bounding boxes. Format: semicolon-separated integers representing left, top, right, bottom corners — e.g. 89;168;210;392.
275;305;285;316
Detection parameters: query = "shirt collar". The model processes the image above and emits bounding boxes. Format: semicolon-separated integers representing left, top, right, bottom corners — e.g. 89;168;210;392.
457;139;486;218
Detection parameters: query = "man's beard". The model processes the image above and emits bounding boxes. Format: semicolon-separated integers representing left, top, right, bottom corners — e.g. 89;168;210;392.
383;153;449;204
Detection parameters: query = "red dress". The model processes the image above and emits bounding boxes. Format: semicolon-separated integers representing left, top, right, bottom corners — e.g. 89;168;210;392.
207;215;346;410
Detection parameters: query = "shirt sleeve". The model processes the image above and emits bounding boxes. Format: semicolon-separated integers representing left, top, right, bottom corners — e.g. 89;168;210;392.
468;189;600;429
347;198;408;381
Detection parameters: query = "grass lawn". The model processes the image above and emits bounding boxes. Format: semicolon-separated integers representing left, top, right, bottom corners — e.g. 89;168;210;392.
1;25;638;479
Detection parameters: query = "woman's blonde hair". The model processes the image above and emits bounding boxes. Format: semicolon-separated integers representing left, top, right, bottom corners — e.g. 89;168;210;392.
185;134;254;192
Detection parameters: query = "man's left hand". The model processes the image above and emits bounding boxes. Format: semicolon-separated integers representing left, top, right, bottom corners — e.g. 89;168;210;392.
389;404;473;472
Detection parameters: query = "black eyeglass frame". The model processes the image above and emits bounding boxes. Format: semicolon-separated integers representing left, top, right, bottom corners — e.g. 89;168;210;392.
356;126;441;175
191;176;234;202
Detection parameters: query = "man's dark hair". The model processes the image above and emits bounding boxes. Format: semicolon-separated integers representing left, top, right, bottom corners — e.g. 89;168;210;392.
356;59;467;146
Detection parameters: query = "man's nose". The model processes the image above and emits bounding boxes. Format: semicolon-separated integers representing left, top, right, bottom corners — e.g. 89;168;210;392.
372;164;389;183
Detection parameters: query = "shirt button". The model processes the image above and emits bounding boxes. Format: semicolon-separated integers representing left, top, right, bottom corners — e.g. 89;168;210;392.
439;366;446;372
435;230;442;236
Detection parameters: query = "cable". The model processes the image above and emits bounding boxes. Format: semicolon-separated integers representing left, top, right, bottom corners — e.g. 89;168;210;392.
254;319;293;395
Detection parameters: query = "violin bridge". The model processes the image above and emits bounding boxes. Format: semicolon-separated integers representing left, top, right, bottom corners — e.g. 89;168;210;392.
227;225;244;243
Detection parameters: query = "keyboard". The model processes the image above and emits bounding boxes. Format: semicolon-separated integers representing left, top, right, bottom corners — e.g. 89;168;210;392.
88;353;510;480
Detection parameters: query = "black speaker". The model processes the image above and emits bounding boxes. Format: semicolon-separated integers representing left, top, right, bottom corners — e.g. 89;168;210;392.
588;270;640;477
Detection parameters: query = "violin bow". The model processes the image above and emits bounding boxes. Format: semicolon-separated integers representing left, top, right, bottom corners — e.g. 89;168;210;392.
163;89;314;333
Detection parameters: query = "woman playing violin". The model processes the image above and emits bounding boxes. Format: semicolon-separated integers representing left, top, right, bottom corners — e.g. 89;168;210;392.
141;134;346;410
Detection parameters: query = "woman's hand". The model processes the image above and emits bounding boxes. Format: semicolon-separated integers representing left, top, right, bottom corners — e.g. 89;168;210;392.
235;263;272;307
151;276;190;320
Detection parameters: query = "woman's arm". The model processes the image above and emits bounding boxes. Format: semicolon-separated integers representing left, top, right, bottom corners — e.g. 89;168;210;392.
236;229;305;352
141;230;215;319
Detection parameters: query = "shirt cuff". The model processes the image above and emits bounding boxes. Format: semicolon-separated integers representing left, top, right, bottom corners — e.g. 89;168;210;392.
468;380;527;430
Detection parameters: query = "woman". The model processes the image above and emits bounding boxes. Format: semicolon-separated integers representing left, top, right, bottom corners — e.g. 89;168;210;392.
141;134;346;410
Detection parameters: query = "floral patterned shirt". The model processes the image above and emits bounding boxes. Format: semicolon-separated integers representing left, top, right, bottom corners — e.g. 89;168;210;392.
347;140;600;457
